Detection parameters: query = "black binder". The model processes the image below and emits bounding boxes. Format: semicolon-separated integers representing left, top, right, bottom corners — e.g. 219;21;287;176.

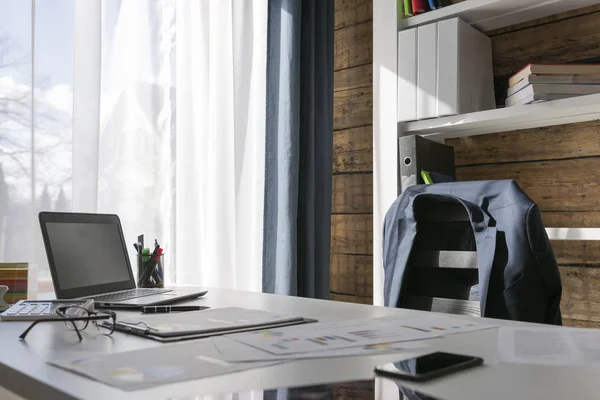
399;135;455;192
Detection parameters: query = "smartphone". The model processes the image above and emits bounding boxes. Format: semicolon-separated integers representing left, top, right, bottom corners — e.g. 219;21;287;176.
374;352;483;382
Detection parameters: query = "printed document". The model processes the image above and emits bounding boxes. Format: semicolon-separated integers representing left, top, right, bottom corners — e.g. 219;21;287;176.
227;314;496;355
498;327;600;366
50;339;277;391
211;335;430;362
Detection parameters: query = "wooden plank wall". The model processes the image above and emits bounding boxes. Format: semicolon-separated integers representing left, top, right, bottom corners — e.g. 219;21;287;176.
448;4;600;328
330;0;374;304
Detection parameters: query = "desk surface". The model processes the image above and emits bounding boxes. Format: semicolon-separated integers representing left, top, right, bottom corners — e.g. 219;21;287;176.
0;287;598;400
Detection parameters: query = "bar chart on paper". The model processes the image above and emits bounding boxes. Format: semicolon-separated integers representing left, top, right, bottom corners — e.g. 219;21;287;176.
227;315;497;355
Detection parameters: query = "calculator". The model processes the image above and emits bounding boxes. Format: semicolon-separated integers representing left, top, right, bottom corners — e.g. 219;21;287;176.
0;299;95;321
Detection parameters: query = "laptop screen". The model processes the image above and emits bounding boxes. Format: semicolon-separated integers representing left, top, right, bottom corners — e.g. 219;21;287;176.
39;212;136;299
46;222;131;290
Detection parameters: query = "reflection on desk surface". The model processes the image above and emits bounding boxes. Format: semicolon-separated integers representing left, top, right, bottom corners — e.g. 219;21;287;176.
176;378;444;400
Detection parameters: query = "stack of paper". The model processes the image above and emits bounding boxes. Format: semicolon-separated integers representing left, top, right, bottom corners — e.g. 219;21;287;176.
218;314;496;362
49;310;498;391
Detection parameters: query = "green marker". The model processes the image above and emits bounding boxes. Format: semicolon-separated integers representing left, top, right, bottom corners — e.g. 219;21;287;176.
142;248;150;263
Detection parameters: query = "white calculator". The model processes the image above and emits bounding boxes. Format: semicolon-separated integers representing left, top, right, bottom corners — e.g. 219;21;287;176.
0;299;95;321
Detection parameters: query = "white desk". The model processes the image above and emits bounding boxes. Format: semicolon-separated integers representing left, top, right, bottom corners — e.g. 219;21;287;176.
0;287;598;400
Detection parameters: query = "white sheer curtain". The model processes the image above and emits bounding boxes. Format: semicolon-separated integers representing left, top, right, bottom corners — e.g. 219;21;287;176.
1;0;266;292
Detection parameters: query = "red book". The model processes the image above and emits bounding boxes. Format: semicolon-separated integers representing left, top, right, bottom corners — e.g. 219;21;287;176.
411;0;429;14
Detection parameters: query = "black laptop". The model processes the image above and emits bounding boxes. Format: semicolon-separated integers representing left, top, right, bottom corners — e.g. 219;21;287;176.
39;212;207;308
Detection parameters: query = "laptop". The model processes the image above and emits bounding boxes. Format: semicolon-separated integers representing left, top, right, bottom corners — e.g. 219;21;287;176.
38;212;207;308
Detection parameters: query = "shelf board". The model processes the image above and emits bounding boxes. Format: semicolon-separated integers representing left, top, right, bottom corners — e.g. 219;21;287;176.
399;93;600;140
399;0;600;32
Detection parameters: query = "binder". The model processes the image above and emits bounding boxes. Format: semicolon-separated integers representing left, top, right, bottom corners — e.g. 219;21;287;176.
106;307;316;343
437;18;495;116
399;135;455;192
416;23;438;120
398;28;418;122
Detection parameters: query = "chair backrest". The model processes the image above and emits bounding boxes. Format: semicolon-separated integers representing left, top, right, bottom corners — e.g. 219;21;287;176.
402;197;481;317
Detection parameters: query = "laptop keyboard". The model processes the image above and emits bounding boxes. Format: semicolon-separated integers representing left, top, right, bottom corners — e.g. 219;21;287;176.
91;288;172;302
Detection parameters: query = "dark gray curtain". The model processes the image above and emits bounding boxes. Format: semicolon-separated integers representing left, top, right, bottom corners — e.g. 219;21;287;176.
262;0;334;299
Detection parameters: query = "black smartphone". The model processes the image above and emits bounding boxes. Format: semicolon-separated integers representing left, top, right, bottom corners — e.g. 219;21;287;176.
374;352;483;382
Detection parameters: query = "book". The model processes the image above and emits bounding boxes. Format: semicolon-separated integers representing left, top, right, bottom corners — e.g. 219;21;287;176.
509;64;600;87
398;28;418;121
428;0;438;9
0;263;28;304
507;74;600;97
403;0;413;17
508;93;580;107
411;0;429;14
506;83;600;106
416;23;437;120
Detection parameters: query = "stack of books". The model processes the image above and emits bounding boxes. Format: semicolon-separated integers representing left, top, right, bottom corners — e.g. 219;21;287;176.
506;64;600;107
402;0;463;18
0;263;28;305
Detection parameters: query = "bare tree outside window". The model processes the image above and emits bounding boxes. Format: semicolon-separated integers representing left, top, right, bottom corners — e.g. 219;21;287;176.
0;0;74;282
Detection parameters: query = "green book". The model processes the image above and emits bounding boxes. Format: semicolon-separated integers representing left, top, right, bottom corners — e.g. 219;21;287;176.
420;170;434;184
403;0;413;17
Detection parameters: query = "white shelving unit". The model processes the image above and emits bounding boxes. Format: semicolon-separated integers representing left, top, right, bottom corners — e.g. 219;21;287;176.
402;93;600;140
400;0;600;31
373;0;600;305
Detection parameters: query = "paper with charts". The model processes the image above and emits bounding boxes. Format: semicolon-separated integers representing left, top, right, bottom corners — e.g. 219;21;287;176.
498;326;600;366
49;339;278;391
226;314;496;355
211;335;430;362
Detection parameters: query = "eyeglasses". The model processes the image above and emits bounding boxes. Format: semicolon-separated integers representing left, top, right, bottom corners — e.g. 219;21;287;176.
19;306;117;341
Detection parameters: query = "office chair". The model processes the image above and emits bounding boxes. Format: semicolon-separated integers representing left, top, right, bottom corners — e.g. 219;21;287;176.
401;196;481;317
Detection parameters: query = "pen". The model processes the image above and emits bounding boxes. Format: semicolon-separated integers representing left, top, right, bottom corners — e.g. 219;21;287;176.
141;305;209;314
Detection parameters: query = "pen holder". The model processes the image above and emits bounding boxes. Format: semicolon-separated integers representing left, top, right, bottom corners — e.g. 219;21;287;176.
137;253;164;288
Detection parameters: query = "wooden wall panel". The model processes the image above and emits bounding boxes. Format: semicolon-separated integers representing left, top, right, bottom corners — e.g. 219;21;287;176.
331;0;373;303
330;254;373;297
560;267;600;324
552;241;600;266
491;9;600;77
335;64;373;92
456;158;600;212
332;174;373;214
331;214;373;255
330;293;373;304
335;0;373;30
543;212;600;229
333;126;373;173
449;120;600;166
334;21;373;71
333;86;373;131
